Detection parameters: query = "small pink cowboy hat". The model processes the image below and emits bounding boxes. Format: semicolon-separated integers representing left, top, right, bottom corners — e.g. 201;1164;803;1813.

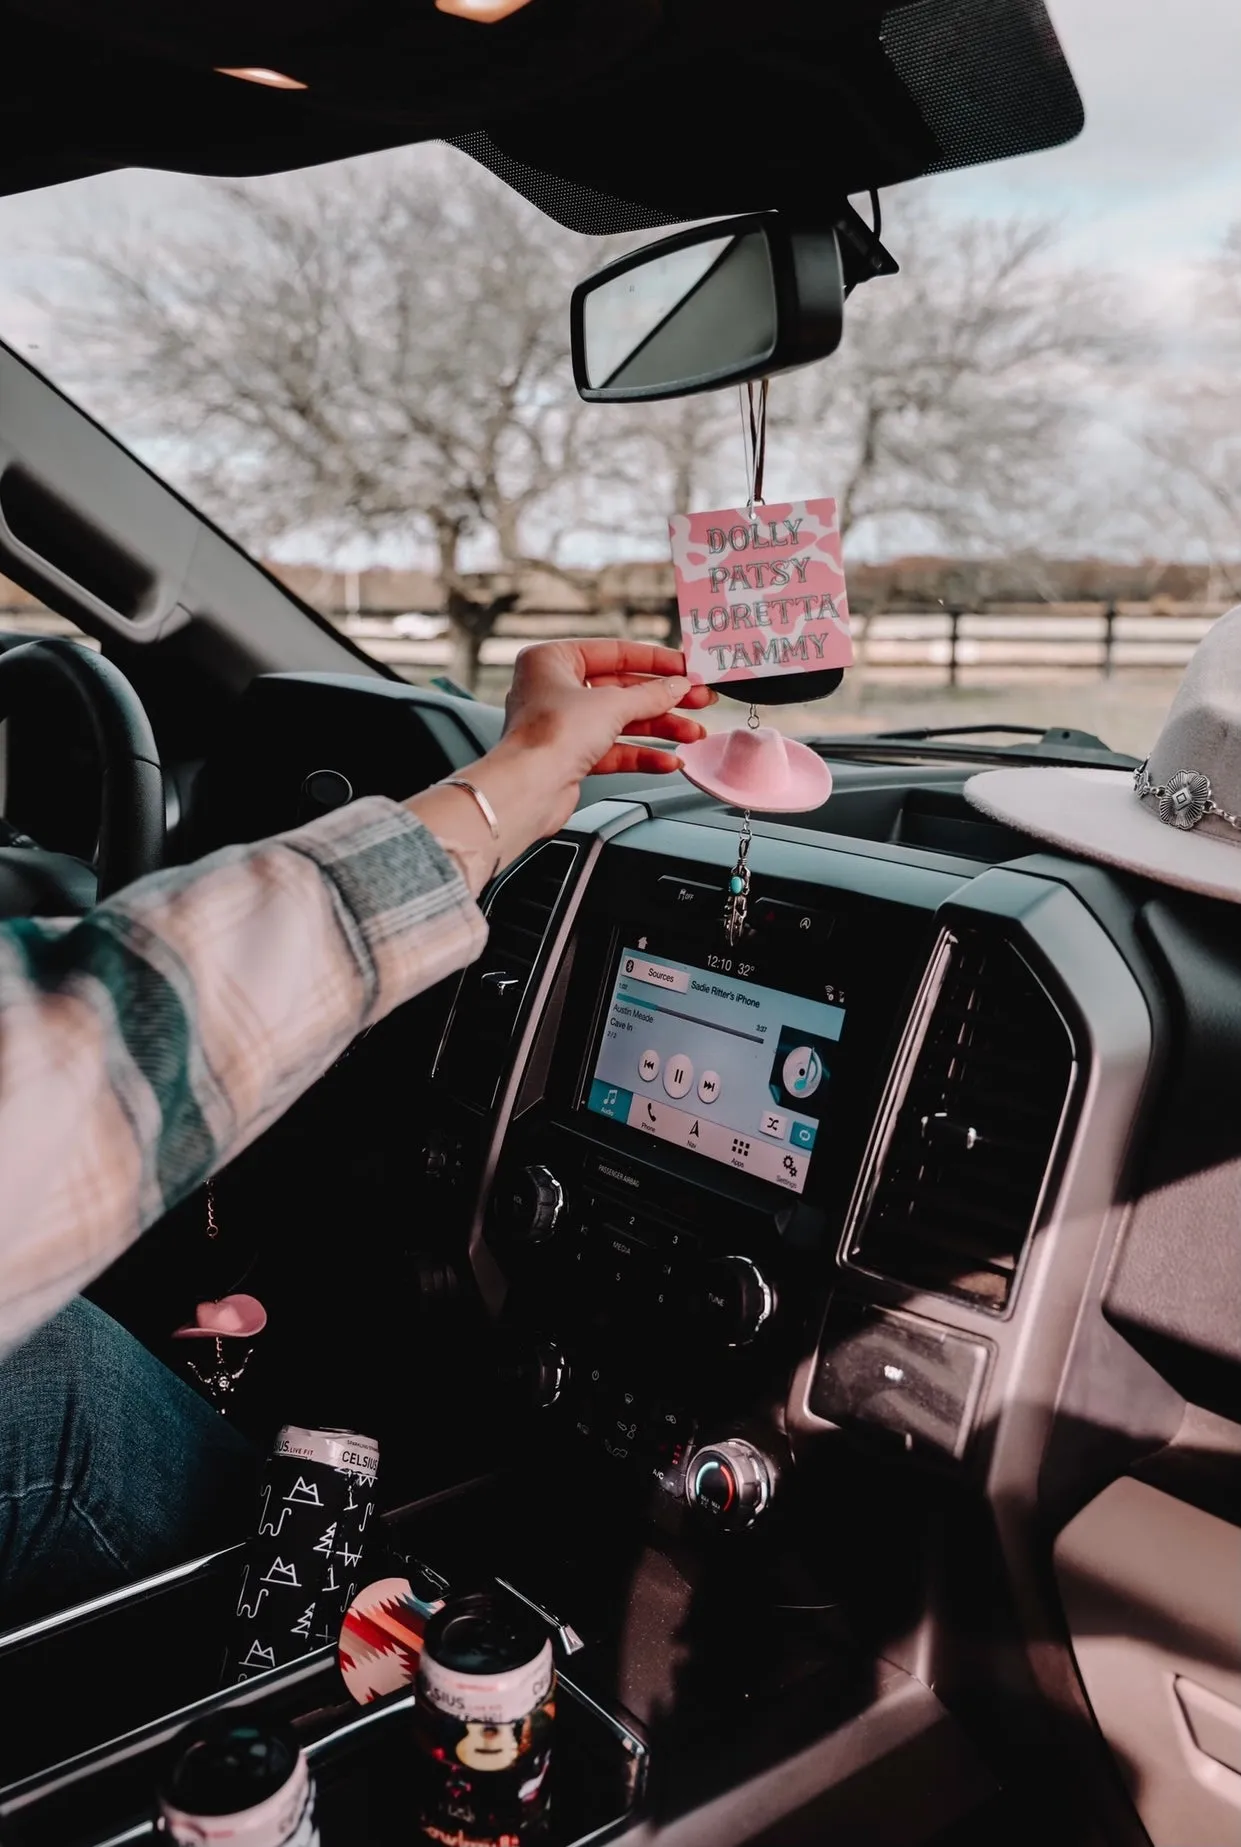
677;725;832;813
172;1293;268;1340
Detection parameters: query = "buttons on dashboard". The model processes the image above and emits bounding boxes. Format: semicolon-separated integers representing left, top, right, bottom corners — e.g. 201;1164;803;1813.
556;1358;698;1486
663;1054;694;1099
749;896;833;942
638;1049;661;1083
655;875;724;914
697;1070;721;1105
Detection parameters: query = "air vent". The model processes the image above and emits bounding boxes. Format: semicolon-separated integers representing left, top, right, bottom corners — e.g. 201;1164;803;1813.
848;930;1074;1309
434;840;578;1111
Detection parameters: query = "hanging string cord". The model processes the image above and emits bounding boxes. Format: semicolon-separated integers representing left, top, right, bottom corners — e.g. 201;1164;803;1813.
737;378;769;515
737;385;754;507
748;378;768;510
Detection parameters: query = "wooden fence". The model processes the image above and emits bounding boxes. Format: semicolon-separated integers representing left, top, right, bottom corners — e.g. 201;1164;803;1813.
0;602;1224;686
334;605;1222;684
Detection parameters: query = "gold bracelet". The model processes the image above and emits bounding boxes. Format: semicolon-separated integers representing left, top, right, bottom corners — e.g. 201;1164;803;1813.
441;776;502;884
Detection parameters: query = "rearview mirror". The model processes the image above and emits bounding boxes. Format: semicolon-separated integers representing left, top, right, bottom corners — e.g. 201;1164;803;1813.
570;213;846;403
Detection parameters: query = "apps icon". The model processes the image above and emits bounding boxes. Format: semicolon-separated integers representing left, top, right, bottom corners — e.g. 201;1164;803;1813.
663;1054;694;1100
731;1137;751;1159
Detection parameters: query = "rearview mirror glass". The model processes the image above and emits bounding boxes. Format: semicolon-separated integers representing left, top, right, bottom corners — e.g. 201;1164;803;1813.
571;213;846;403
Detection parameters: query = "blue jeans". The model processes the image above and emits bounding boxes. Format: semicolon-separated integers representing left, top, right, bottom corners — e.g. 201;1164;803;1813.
0;1298;258;1627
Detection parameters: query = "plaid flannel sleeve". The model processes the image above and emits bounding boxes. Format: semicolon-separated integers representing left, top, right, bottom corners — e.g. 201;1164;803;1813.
0;795;487;1355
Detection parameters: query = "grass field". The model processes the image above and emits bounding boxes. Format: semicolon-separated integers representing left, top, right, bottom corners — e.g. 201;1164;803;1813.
454;662;1178;759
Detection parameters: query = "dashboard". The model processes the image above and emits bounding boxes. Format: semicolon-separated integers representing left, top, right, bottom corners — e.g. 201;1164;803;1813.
186;670;1241;1847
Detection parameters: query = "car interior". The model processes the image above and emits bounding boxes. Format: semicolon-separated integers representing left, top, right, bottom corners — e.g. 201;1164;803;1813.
0;3;1238;1845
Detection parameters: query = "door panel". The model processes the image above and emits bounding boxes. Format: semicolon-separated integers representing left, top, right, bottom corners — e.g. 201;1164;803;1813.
1055;1476;1241;1846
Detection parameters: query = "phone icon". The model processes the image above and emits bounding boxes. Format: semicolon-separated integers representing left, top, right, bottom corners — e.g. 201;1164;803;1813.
645;1101;658;1124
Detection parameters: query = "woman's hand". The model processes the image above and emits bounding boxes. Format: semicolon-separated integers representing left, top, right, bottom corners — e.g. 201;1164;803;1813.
408;639;714;890
503;638;714;779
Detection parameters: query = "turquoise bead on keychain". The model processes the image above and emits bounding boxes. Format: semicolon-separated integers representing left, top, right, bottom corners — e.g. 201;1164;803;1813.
729;874;745;895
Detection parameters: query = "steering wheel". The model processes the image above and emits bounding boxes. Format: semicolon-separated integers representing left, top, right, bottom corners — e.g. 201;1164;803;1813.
0;637;165;917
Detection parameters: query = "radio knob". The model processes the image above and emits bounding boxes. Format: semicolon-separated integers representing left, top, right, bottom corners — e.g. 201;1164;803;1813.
685;1438;776;1530
695;1254;774;1346
496;1338;569;1410
498;1165;565;1245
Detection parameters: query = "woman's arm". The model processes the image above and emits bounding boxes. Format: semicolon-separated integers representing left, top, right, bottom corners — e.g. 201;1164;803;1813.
0;641;707;1354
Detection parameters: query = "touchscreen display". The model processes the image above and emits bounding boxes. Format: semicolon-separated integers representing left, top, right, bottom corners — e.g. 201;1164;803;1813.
586;947;845;1194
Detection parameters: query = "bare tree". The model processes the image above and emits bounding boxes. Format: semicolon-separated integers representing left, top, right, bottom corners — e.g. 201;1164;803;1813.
39;146;613;687
1143;221;1241;598
778;194;1131;555
599;391;744;642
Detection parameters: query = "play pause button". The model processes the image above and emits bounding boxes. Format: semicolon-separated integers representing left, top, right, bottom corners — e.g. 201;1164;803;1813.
663;1054;694;1099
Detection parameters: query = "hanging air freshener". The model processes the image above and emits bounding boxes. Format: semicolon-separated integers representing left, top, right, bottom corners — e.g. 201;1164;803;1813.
669;384;853;699
669;382;841;942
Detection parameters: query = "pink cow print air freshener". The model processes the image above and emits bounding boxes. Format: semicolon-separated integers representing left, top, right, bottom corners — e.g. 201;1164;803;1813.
669;497;853;689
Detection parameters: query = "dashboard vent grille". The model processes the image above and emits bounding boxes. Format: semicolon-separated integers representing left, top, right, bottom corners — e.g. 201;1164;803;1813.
435;840;578;1112
848;930;1074;1309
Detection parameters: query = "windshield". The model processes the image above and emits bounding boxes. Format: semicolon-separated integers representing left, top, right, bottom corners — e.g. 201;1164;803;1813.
0;0;1236;760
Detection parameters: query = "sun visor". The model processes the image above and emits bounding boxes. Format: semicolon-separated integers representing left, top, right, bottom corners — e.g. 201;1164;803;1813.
10;0;666;135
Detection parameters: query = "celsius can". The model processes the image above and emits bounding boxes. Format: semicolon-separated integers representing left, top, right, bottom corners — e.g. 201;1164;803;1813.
157;1715;318;1846
223;1425;379;1685
414;1592;556;1847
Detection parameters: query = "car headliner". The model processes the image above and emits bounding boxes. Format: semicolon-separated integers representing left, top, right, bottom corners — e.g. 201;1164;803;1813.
0;0;1083;232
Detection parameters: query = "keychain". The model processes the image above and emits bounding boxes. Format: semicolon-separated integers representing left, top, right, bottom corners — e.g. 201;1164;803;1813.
725;808;753;946
723;702;762;946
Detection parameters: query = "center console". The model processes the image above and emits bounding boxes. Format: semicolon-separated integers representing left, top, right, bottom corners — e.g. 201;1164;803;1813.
428;811;952;1536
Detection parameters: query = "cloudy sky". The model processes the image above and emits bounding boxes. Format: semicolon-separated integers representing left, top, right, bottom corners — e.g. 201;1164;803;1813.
0;0;1235;567
928;0;1239;313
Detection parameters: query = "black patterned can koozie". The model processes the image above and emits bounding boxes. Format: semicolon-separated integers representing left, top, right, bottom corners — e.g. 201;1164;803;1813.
222;1425;379;1685
414;1593;555;1847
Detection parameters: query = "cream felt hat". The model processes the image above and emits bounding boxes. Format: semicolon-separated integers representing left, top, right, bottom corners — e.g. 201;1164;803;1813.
965;604;1241;902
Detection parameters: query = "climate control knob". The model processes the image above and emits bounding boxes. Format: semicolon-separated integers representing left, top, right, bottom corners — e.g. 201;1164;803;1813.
497;1165;565;1245
695;1255;775;1346
685;1438;776;1530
